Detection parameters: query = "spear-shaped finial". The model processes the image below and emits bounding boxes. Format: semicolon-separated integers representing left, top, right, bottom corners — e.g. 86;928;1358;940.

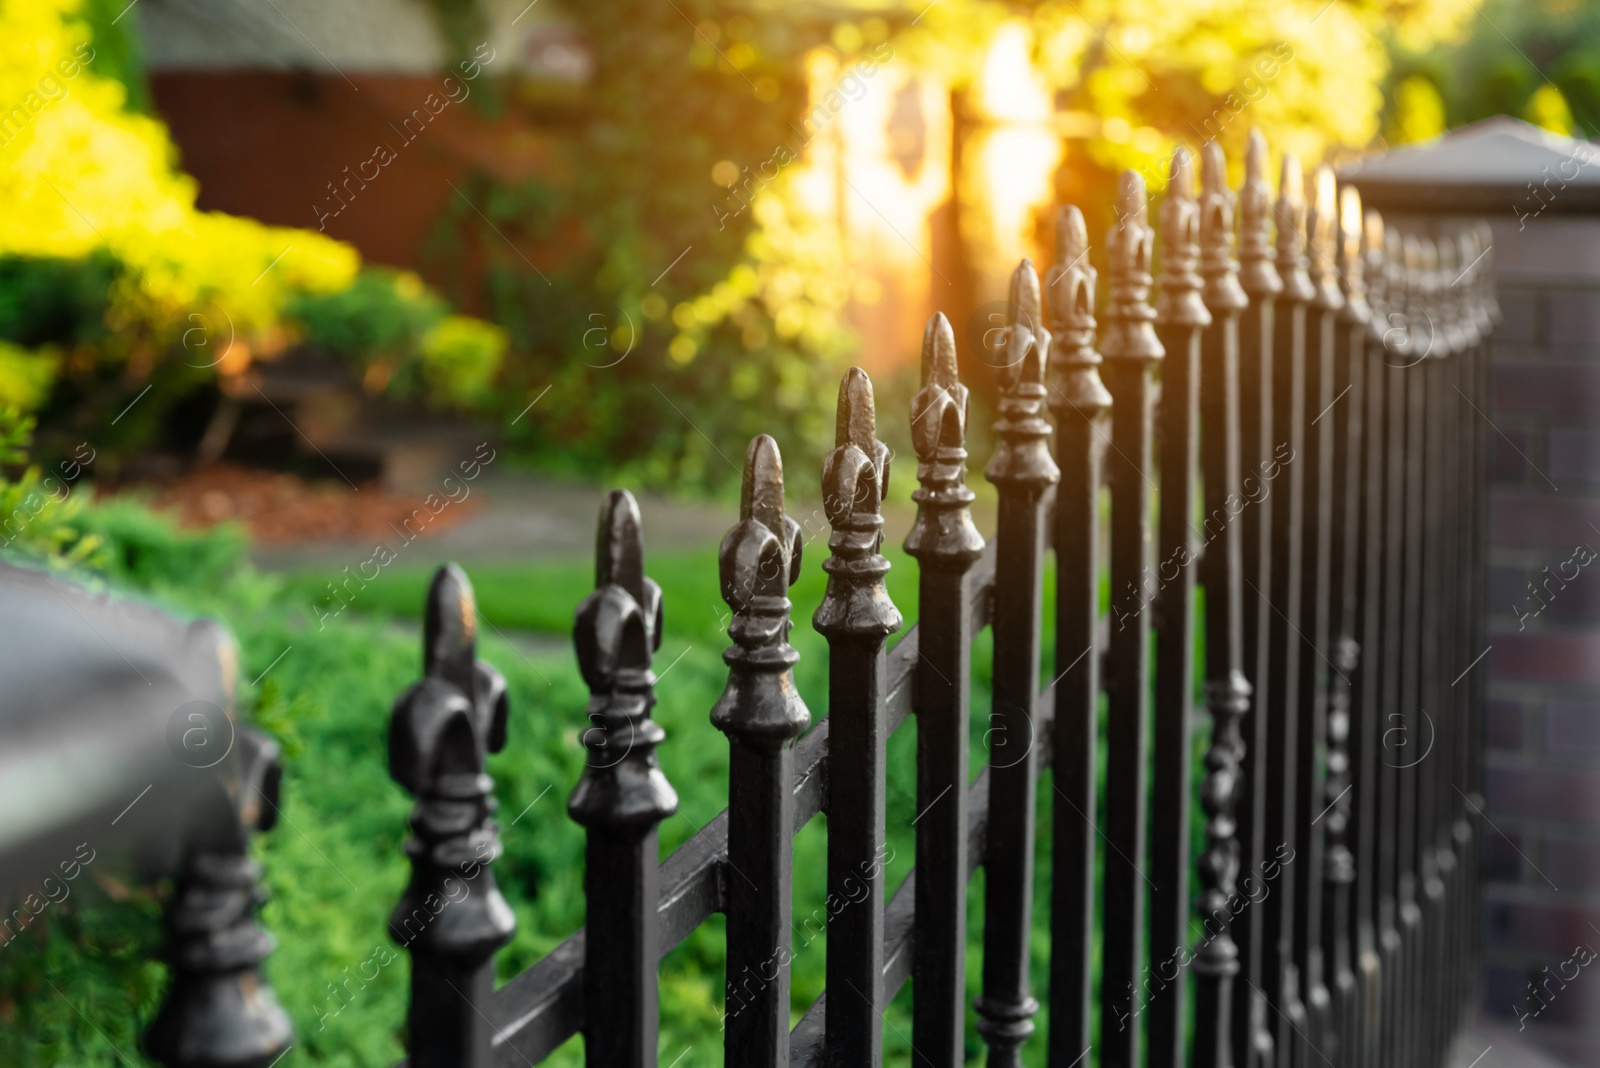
1048;206;1113;414
1239;130;1282;298
906;313;985;568
1275;154;1315;303
987;261;1060;489
1307;166;1344;312
1105;170;1165;367
1455;230;1484;348
815;368;901;640
1158;146;1212;329
1337;185;1370;325
1363;208;1387;337
1199;141;1247;316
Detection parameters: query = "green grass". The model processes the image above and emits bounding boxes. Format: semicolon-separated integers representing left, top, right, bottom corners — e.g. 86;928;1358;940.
4;499;1222;1067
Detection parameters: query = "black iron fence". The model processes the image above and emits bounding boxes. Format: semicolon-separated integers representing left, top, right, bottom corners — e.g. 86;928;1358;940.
37;132;1498;1068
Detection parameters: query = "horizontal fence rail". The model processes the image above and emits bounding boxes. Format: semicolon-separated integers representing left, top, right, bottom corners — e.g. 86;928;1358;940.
69;131;1498;1068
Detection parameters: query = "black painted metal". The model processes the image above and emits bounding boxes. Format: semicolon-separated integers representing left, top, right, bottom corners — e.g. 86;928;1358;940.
1150;147;1207;1068
815;367;903;1067
976;258;1058;1068
1231;130;1281;1068
572;492;680;1068
0;140;1500;1068
1296;165;1341;1055
906;312;986;1068
1100;169;1163;1068
1192;139;1252;1068
1265;153;1313;1067
714;438;808;1067
1324;184;1369;1067
390;565;517;1068
1045;204;1110;1068
145;727;294;1068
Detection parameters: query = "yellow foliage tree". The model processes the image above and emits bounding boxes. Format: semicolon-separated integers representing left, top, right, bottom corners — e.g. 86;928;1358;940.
0;0;358;403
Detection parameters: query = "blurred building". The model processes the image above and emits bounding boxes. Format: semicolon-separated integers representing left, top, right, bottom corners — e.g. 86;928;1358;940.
1345;116;1600;1067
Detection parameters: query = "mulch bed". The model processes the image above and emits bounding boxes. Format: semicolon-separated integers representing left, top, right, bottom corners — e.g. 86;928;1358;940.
108;463;479;545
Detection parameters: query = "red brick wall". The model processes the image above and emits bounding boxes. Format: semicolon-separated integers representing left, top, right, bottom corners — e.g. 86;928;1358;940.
1479;215;1600;1065
149;70;564;292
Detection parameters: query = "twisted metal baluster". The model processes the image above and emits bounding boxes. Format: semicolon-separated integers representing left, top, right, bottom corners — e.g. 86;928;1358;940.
1192;138;1253;1068
571;493;679;1068
1046;205;1111;1068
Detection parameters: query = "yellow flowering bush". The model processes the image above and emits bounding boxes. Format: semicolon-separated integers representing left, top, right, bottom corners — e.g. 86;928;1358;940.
0;0;357;349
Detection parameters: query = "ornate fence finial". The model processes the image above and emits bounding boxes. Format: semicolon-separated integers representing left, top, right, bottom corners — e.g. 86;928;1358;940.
1402;234;1430;361
571;491;677;828
1475;220;1500;325
987;260;1060;489
1239;130;1282;299
1455;230;1484;350
570;491;678;1066
1105;170;1165;367
145;701;294;1068
906;313;985;567
1199;141;1247;317
1363;209;1387;334
1436;236;1463;357
713;438;806;1063
1307;166;1344;315
1275;154;1315;306
388;564;516;1067
815;367;901;640
1337;187;1370;326
1048;206;1114;416
714;436;809;748
1159;145;1213;330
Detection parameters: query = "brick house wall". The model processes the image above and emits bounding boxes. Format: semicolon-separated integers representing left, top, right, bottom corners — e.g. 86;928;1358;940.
1478;213;1600;1065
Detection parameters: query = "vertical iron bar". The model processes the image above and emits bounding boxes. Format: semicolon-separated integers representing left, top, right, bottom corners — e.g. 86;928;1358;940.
816;367;903;1068
977;259;1058;1068
1150;146;1208;1068
392;565;518;1068
1324;185;1370;1064
1375;226;1409;1068
1045;207;1111;1068
1294;167;1342;1053
1265;153;1312;1064
1351;208;1390;1068
1394;235;1428;1068
1191;139;1253;1068
713;437;811;1067
571;498;678;1068
907;314;986;1068
1231;131;1281;1068
1100;170;1163;1068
